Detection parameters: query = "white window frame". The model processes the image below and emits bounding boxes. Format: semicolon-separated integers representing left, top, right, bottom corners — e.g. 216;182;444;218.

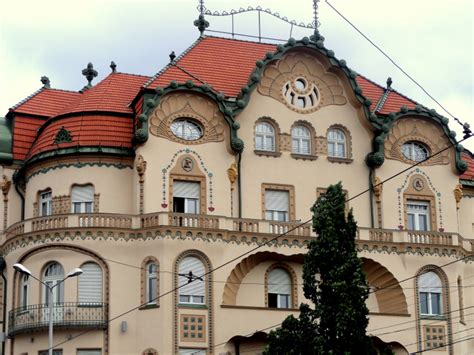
327;128;346;158
20;274;29;310
291;125;311;155
42;263;64;304
173;181;200;214
255;122;275;151
407;200;430;231
419;272;442;316
71;185;94;214
78;262;103;305
171;119;203;141
146;262;158;304
265;189;289;222
40;191;52;216
267;268;292;309
178;257;205;305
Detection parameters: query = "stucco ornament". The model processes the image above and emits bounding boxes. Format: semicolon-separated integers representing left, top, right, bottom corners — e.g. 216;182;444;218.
1;175;11;201
136;155;147;183
372;176;383;203
453;184;463;209
227;162;238;190
149;93;225;144
385;118;450;165
258;52;346;113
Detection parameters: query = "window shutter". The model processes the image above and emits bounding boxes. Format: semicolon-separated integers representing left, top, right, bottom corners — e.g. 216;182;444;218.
78;263;102;303
72;185;94;202
173;181;200;199
265;190;289;212
178;257;205;297
268;268;291;294
419;271;442;293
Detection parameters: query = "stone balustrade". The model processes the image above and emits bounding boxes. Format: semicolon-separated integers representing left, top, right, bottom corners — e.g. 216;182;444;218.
1;214;472;251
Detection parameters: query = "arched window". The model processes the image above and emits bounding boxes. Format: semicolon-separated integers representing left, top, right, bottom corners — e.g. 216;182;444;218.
178;257;205;304
142;349;158;355
20;274;29;310
402;141;429;162
292;125;311;155
42;262;64;304
39;189;52;216
71;184;94;213
146;262;158;304
418;272;442;316
78;262;102;305
255;122;275;151
267;268;291;309
171;119;203;141
327;128;346;158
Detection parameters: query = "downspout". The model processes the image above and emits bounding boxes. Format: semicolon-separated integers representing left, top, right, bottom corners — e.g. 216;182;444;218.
368;168;375;228
0;257;7;355
237;152;242;218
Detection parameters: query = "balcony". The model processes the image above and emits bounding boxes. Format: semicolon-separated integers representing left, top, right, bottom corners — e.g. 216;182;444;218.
8;302;108;336
2;213;472;252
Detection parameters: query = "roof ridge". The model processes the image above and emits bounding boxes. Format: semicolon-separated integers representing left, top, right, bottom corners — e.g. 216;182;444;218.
114;71;151;79
46;87;81;94
9;87;45;111
204;34;279;47
143;36;204;88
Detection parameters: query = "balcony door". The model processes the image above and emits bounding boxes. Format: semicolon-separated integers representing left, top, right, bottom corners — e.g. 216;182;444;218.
42;263;65;323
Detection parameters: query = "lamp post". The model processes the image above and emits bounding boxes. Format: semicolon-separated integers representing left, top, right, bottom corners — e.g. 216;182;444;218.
13;263;82;355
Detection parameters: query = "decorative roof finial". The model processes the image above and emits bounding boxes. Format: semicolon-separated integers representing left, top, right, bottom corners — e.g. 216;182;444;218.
386;77;393;90
110;61;117;73
194;0;209;36
169;51;176;63
310;0;323;42
40;76;51;88
81;62;98;89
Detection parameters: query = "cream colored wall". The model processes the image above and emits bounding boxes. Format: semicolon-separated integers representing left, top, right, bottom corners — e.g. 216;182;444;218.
136;135;235;218
24;165;134;218
1;166;22;231
458;195;474;238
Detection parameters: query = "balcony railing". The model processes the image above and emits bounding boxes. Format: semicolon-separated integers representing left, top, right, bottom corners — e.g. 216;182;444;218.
2;213;472;251
8;302;108;336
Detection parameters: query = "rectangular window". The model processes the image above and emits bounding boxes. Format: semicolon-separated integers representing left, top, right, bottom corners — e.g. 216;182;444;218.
71;185;94;214
40;191;52;216
265;190;289;222
179;349;206;355
77;350;102;355
407;201;430;231
173;181;200;214
39;350;62;355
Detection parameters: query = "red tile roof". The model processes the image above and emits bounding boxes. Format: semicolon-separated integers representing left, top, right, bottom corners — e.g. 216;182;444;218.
12;115;45;160
378;91;417;115
59;72;150;116
355;76;385;111
460;152;474;181
146;37;276;97
11;89;81;117
27;114;133;159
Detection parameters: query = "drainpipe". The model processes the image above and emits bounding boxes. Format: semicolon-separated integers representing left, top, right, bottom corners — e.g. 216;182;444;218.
369;168;375;228
0;257;7;355
237;152;242;218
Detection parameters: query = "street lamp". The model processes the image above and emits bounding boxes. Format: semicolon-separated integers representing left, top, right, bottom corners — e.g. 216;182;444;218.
13;263;82;355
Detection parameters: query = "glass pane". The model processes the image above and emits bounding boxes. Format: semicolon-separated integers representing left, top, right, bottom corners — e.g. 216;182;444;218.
148;278;157;302
265;136;274;151
265;211;273;221
302;140;310;154
328;142;335;156
420;292;429;314
256;135;263;150
292;139;299;153
408;214;415;230
277;211;288;222
85;202;93;213
74;202;81;213
186;198;198;214
279;294;290;308
431;293;441;315
419;215;428;231
179;295;190;303
337;143;345;157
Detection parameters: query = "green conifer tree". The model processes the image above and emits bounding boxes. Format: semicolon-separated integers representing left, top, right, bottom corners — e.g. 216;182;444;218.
265;183;376;354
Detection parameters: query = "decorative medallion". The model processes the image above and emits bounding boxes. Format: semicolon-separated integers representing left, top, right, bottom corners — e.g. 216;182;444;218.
181;157;194;172
412;177;424;191
53;126;73;144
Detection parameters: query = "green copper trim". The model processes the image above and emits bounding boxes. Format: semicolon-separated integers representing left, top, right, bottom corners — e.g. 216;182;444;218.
136;84;243;152
0;117;13;164
53;126;73;144
460;179;474;187
26;160;133;182
365;107;467;174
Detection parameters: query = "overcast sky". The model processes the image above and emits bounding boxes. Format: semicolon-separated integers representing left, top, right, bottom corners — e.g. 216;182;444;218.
1;0;472;149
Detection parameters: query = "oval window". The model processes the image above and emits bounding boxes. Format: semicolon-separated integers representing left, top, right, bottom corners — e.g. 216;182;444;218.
401;141;429;162
171;119;203;141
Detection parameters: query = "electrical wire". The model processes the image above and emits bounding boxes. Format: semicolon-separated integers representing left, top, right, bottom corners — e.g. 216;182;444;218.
406;326;474;353
324;0;470;131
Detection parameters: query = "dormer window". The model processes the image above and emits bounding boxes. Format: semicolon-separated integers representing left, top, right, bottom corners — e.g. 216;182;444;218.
402;141;429;162
171;119;203;141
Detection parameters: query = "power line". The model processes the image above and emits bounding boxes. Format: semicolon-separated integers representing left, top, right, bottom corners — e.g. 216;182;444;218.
407;327;474;353
49;135;472;350
325;0;470;133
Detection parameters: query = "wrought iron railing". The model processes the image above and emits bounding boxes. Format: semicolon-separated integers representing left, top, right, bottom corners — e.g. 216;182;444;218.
8;302;108;336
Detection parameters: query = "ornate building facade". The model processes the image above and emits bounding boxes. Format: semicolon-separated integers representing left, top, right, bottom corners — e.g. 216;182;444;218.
0;27;473;355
